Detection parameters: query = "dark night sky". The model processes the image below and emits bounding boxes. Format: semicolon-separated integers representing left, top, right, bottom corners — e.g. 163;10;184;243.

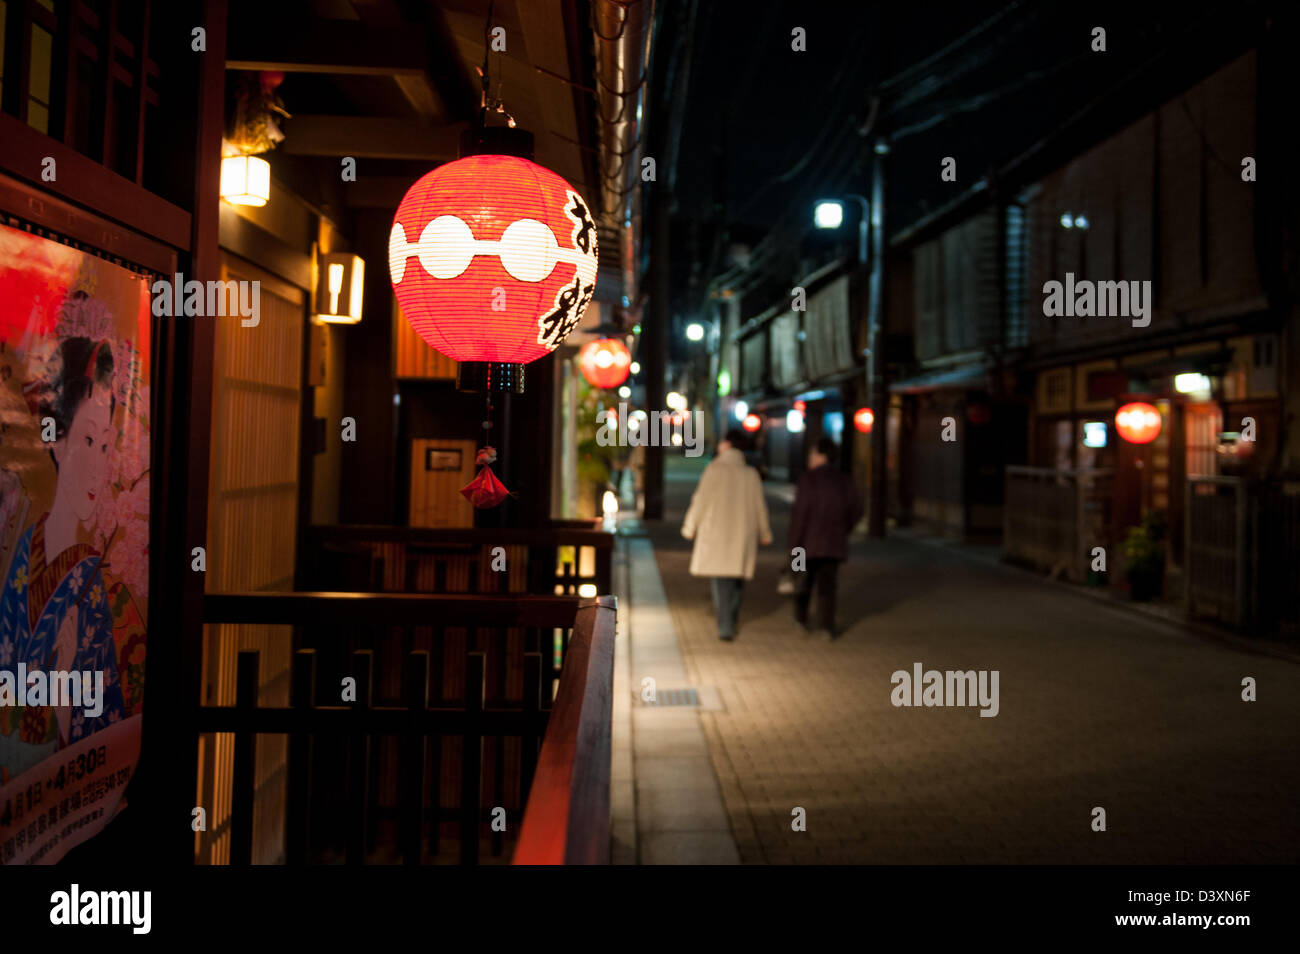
668;0;1236;241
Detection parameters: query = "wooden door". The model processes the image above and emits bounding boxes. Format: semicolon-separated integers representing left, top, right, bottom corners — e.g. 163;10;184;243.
409;439;476;528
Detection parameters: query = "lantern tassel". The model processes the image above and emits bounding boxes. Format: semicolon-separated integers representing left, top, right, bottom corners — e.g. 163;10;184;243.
460;444;512;509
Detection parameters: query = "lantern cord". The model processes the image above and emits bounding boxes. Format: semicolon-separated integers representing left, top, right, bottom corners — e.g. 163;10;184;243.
479;0;495;129
476;0;517;130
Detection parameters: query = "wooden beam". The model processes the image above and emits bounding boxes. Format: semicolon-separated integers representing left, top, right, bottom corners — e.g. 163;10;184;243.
341;175;420;209
218;204;312;290
203;591;584;629
513;596;616;865
226;24;427;76
0;171;179;274
281;115;465;160
393;74;444;119
0;111;191;249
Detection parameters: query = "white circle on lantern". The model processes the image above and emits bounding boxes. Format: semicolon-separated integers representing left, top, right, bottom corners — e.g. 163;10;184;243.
500;218;557;283
595;350;614;368
419;215;475;279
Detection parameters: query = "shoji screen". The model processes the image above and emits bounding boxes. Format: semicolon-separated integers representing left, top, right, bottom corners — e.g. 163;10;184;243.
197;255;304;864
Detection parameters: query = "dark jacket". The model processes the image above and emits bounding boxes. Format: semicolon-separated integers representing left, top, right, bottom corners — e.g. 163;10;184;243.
788;464;864;560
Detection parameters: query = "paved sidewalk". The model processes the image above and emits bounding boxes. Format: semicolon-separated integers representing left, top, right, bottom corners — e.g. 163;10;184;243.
640;458;1300;864
611;528;740;864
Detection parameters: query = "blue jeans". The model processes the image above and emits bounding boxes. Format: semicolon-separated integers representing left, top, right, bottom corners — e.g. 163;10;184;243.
710;577;746;637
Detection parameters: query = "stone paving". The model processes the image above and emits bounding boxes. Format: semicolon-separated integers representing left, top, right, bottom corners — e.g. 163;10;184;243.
640;458;1300;864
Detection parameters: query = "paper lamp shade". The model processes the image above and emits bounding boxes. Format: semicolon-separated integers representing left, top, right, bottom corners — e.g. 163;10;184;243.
316;253;365;324
853;407;874;433
220;155;270;206
742;413;762;433
1115;402;1162;444
388;155;598;373
578;337;631;389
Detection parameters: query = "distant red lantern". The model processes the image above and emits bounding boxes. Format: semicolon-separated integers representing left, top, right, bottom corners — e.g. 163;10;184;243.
1115;402;1162;444
389;154;598;392
578;337;631;389
793;399;807;413
966;401;992;426
741;413;762;433
853;407;874;434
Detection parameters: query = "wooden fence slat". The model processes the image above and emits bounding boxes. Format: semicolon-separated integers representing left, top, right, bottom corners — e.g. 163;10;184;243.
231;651;259;866
346;650;372;865
287;649;316;865
460;652;485;865
400;651;429;865
521;652;542;799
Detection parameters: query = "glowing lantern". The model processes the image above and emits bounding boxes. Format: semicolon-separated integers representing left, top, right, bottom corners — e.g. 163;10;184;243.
220;155;270;207
741;413;762;433
966;401;992;426
388;154;598;392
1115;402;1162;444
853;407;874;433
578;337;632;389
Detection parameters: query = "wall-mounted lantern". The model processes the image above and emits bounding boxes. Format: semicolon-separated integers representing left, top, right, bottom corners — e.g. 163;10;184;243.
315;253;365;324
220;154;271;207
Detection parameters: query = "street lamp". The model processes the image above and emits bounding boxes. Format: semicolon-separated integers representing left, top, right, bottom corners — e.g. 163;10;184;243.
685;322;705;342
813;194;870;264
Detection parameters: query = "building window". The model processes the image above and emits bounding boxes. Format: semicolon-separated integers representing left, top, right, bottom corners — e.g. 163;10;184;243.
26;21;53;134
1184;404;1221;478
1004;204;1027;348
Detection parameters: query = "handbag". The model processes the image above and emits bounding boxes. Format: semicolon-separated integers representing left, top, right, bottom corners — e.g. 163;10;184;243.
777;568;807;596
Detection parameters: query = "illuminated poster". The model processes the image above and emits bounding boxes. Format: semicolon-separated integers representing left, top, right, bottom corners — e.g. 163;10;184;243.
0;224;150;865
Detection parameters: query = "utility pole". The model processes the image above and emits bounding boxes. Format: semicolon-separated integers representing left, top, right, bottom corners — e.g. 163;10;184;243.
643;184;669;519
867;140;889;537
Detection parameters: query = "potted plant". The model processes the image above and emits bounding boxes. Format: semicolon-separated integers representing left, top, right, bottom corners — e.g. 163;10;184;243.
1122;511;1166;601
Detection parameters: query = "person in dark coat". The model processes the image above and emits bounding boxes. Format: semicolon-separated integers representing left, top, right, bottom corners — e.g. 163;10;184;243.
788;437;863;640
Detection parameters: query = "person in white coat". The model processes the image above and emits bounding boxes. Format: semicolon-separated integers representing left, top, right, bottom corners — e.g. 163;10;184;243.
681;429;773;640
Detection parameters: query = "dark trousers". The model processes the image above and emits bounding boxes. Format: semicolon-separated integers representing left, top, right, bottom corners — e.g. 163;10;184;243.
710;577;746;637
795;558;841;633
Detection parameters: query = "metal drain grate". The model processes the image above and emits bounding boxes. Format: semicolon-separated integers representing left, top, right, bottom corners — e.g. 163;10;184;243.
633;686;726;711
639;687;700;707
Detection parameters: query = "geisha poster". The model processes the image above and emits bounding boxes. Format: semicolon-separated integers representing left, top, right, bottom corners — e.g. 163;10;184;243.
0;224;150;865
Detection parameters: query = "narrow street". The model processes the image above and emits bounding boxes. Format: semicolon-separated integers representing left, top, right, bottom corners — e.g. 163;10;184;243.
627;457;1300;864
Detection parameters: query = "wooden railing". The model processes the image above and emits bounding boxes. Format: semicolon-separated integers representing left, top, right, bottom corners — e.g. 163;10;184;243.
197;591;595;865
514;595;617;865
1004;466;1113;580
300;524;613;596
1186;476;1300;635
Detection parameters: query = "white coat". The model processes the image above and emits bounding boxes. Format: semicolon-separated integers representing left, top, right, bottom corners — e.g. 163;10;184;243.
681;448;772;579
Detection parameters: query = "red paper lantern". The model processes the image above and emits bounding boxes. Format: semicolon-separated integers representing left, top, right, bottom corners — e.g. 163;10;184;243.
853;407;874;434
1115;402;1162;444
966;401;992;426
578;337;631;389
741;413;762;433
389;154;598;391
